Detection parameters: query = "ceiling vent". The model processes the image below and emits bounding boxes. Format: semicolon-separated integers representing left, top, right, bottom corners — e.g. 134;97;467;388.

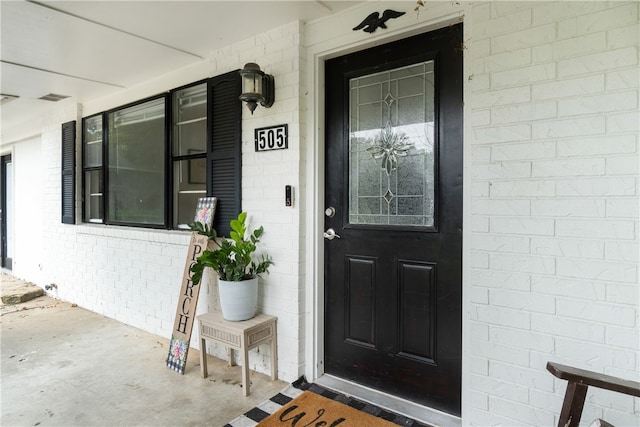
0;94;19;105
39;93;70;102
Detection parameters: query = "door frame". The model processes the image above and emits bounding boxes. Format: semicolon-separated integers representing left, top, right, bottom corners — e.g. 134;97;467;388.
303;9;471;425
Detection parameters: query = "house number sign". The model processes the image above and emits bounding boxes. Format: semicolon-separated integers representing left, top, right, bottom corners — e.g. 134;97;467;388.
255;124;288;152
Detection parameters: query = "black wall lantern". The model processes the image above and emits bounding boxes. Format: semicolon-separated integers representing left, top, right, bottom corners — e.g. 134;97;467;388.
239;63;275;114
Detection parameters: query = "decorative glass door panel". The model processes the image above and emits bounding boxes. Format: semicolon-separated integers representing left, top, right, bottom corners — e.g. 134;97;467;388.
349;61;435;228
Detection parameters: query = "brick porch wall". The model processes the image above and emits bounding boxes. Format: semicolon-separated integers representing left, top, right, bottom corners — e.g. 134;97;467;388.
466;2;639;425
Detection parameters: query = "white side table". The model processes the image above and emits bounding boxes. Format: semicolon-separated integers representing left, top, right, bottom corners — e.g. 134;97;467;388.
197;312;277;396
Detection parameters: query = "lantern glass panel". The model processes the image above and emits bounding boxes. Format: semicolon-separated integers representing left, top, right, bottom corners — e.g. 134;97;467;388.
243;73;262;96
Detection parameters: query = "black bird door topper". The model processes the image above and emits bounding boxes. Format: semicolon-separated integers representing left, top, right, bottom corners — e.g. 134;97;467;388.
353;10;406;33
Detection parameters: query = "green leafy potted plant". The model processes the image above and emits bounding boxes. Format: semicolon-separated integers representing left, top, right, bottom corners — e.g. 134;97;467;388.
189;211;273;321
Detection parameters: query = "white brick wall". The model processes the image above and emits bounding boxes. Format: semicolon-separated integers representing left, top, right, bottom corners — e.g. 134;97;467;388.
468;1;639;426
234;21;306;379
9;135;44;284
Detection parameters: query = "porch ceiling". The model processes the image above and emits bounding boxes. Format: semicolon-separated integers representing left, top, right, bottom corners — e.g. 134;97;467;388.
0;0;360;140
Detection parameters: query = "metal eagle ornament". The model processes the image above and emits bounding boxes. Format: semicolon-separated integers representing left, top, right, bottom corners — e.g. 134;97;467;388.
353;10;406;33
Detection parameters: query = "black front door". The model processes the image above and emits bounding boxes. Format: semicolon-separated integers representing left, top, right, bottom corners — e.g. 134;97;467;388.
324;24;463;415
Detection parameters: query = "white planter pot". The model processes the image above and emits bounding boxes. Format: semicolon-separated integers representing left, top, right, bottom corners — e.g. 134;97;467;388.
218;277;258;321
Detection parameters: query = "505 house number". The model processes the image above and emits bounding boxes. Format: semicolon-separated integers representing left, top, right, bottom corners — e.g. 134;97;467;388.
255;124;288;152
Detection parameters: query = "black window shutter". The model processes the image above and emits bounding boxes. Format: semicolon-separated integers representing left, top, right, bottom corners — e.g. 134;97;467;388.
208;70;241;237
61;120;76;224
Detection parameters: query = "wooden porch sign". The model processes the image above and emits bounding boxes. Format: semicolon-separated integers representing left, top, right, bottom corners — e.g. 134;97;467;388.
167;197;217;374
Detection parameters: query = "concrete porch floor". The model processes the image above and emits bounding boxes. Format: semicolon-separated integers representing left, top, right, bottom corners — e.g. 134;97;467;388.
1;276;286;426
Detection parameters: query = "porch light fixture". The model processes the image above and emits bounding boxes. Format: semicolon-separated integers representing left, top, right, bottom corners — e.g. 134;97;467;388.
239;63;274;114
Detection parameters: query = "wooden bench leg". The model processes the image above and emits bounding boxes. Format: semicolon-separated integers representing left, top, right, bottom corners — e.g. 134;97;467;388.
242;345;250;396
227;347;235;367
558;382;588;427
200;338;208;378
270;338;278;381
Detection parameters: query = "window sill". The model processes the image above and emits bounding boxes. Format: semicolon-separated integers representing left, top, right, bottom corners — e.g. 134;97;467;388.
76;222;192;245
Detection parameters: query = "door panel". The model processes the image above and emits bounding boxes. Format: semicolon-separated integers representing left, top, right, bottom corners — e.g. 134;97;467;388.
345;256;376;347
324;24;463;416
398;259;436;362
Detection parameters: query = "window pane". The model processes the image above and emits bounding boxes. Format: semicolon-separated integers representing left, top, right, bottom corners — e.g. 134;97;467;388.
83;115;103;168
173;83;207;157
84;170;103;223
349;61;436;228
108;98;165;225
173;159;206;228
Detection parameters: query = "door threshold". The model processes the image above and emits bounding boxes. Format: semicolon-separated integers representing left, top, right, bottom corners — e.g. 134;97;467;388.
315;374;461;427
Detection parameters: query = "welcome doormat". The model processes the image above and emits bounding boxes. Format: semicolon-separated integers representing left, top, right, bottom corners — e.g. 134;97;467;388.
225;377;430;427
257;390;398;426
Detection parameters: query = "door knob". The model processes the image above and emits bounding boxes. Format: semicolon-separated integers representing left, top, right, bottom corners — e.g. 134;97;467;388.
323;228;341;240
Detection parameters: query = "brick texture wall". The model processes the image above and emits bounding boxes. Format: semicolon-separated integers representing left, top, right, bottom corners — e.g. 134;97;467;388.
467;2;639;425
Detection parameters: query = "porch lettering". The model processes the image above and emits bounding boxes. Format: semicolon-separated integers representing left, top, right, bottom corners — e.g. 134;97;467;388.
183;278;197;298
183;243;202;298
191;243;203;260
177;314;189;334
181;296;191;315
